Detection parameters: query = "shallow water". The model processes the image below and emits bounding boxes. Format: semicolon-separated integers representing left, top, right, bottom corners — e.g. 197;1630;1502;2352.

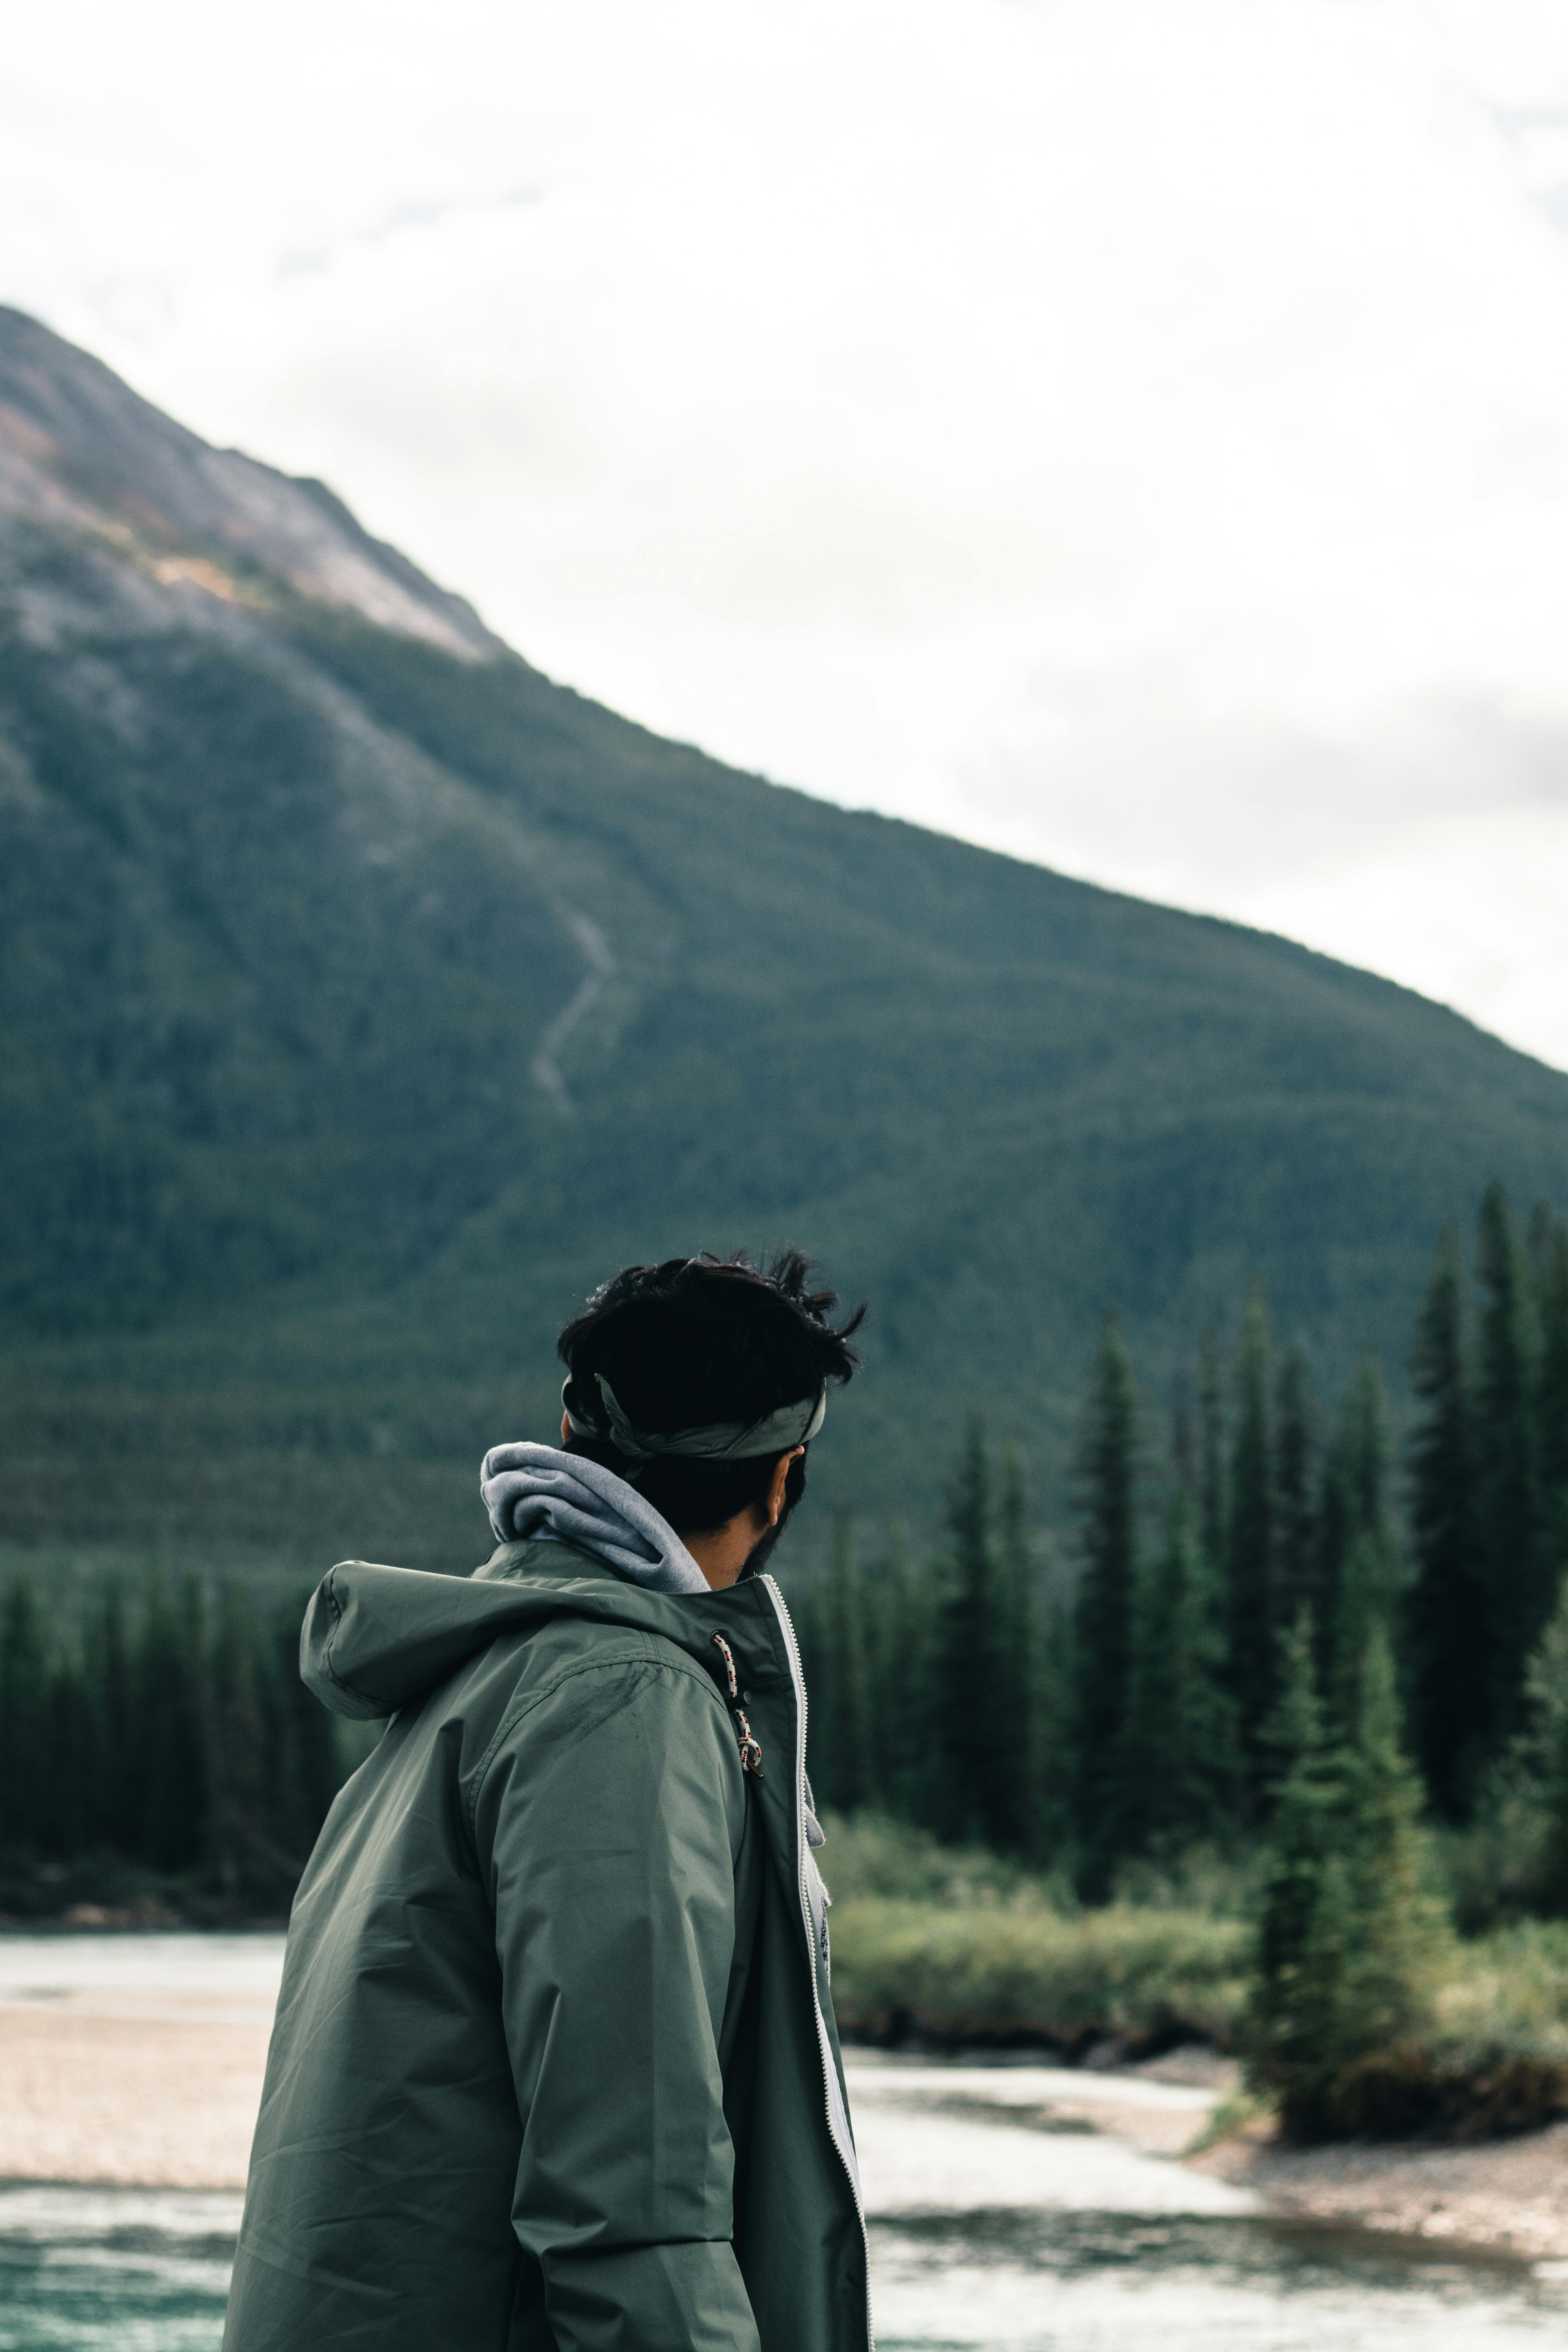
0;1939;1562;2348
0;2185;238;2350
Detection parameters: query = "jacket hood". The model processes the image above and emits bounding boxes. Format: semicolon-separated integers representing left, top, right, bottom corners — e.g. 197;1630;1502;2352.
301;1545;758;1722
479;1441;709;1595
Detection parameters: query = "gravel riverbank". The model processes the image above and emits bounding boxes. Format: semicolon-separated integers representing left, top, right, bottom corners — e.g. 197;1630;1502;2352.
0;1936;1561;2270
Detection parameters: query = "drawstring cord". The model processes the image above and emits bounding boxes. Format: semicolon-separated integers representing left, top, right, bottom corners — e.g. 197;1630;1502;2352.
710;1633;764;1778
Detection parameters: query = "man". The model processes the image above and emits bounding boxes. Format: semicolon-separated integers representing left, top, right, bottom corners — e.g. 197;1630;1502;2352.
223;1250;870;2352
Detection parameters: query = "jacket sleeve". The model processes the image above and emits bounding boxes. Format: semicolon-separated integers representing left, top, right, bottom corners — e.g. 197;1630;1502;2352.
473;1649;761;2352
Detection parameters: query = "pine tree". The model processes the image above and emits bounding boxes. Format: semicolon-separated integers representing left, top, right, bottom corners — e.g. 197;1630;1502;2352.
1312;1434;1351;1694
1252;1610;1340;2125
1477;1182;1546;1742
938;1422;1010;1847
1197;1325;1226;1577
865;1527;929;1827
1537;1222;1568;1592
1073;1322;1140;1894
1330;1624;1438;2116
1227;1285;1276;1795
208;1583;276;1900
1339;1354;1395;1554
1129;1486;1240;1853
1519;1575;1568;1915
1528;1199;1559;1286
87;1579;138;1855
1274;1343;1318;1634
816;1515;873;1813
1405;1227;1484;1818
994;1444;1037;1853
0;1582;48;1851
1030;1603;1077;1866
1323;1359;1398;1737
138;1568;209;1871
1253;1614;1435;2137
41;1650;94;1860
1328;1530;1392;1740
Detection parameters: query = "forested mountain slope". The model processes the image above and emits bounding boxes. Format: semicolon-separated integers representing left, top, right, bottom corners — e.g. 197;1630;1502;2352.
3;306;1565;1563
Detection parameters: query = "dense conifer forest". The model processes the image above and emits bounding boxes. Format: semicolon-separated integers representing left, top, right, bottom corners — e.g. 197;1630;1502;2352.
798;1180;1568;1874
792;1181;1568;2130
3;1176;1563;2042
0;1575;344;1918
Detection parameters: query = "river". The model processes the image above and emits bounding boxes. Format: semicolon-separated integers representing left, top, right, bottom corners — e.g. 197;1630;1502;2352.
0;1937;1562;2349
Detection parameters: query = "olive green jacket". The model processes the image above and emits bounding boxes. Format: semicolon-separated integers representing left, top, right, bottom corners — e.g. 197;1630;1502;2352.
222;1542;869;2352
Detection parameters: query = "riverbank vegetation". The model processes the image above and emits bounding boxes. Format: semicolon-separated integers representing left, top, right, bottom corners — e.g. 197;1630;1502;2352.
794;1181;1568;2139
0;1573;346;1919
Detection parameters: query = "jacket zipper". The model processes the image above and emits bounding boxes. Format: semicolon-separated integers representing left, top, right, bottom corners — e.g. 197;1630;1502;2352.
761;1573;875;2352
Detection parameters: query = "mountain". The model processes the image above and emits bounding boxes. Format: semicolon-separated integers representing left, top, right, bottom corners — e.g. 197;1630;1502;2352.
2;305;1566;1572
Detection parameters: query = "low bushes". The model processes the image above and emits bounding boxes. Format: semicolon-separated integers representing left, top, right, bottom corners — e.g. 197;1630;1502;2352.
828;1897;1250;2052
818;1809;1568;2138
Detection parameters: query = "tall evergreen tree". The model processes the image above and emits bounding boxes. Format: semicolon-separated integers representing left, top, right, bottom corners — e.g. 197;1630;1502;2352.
1030;1603;1077;1867
1197;1325;1227;1577
0;1583;47;1850
1330;1625;1438;2112
1314;1355;1395;1711
994;1444;1037;1853
1254;1613;1434;2137
1227;1284;1276;1795
938;1423;1010;1847
1520;1574;1568;1915
1339;1354;1394;1550
41;1650;94;1860
1476;1182;1546;1740
85;1579;138;1854
1129;1486;1240;1853
867;1527;937;1829
1073;1322;1140;1893
815;1515;873;1814
1252;1610;1339;2124
1274;1343;1318;1636
138;1568;208;1871
1405;1225;1484;1818
208;1583;273;1898
1527;1199;1559;1286
1537;1221;1568;1585
1327;1529;1394;1743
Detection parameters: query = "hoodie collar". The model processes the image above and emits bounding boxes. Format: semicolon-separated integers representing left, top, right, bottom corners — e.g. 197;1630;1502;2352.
477;1441;710;1597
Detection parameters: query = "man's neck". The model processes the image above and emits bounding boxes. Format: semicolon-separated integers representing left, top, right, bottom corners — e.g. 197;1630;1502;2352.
682;1508;769;1590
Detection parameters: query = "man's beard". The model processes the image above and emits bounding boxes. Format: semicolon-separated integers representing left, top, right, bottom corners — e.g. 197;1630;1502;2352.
737;1500;797;1581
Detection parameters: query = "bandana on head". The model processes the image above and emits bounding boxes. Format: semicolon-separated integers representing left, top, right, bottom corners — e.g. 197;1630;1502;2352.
563;1373;827;1466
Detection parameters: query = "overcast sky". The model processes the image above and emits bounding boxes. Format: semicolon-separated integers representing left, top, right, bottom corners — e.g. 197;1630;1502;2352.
7;0;1568;1065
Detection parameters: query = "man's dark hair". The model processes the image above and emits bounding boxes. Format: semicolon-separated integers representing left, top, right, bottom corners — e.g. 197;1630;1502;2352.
556;1250;863;1540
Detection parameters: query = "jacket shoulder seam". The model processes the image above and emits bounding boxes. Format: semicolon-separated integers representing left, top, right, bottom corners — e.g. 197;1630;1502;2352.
468;1649;733;1832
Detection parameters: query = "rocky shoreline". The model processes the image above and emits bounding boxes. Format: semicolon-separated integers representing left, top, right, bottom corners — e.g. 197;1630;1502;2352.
0;1964;1561;2269
1191;2114;1568;2265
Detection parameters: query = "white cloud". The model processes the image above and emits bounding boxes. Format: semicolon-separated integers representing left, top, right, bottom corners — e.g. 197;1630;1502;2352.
5;0;1568;1061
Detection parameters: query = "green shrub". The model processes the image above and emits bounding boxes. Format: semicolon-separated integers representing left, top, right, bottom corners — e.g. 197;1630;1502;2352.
828;1896;1250;2050
817;1808;1071;1912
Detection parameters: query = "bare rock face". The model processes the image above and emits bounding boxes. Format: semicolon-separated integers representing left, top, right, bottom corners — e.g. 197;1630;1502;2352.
0;306;501;660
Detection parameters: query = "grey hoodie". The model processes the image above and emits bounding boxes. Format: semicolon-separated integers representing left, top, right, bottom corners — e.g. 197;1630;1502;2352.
479;1441;710;1595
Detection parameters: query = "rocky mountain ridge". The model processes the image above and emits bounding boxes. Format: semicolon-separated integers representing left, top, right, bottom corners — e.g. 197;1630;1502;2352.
3;305;1566;1560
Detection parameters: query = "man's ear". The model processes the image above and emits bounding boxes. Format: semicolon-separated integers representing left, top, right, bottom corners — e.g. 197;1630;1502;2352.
560;1409;572;1445
766;1447;805;1527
